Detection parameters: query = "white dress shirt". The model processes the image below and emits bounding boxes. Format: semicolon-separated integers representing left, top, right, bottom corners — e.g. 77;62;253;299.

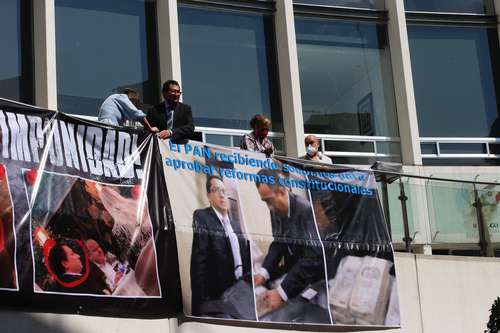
212;207;243;280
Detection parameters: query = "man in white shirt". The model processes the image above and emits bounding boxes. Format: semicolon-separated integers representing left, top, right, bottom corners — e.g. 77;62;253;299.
85;238;124;292
98;88;158;132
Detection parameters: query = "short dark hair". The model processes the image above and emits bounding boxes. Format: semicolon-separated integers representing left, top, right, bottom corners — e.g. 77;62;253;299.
162;80;180;92
250;114;271;130
48;242;68;279
305;134;320;146
120;88;138;96
256;168;285;189
206;175;223;193
120;88;140;107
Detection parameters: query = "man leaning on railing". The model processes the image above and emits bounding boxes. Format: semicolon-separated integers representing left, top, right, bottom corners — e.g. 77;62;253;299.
145;80;194;144
98;88;158;133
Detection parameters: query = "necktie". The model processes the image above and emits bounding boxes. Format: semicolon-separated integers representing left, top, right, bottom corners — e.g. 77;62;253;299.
166;107;174;130
223;217;243;280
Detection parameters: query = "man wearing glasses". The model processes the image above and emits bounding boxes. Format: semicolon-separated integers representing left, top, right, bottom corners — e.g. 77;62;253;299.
190;175;252;317
146;80;194;143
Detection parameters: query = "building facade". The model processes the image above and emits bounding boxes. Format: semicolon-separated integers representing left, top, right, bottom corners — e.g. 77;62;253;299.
3;0;500;255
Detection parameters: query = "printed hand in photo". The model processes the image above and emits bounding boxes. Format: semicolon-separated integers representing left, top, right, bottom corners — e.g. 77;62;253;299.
254;274;266;287
97;184;151;236
262;289;284;311
114;270;124;286
85;238;127;292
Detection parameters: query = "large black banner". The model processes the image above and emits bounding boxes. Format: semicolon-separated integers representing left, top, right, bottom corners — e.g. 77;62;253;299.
0;98;181;317
0;98;400;329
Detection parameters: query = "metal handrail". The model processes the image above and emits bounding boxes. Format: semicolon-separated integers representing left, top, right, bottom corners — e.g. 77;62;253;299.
196;126;285;138
420;137;500;159
196;126;286;154
306;133;399;141
306;133;400;159
421;137;500;142
277;153;500;186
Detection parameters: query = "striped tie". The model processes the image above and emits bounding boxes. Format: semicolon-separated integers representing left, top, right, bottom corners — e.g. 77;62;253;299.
166;107;174;130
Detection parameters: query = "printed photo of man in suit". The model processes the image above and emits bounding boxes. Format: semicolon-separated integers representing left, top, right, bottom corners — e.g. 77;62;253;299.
253;168;329;322
190;175;253;318
48;240;111;295
146;80;194;144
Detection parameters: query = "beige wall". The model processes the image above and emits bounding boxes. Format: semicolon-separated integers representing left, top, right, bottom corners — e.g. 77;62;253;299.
416;255;500;333
3;253;499;333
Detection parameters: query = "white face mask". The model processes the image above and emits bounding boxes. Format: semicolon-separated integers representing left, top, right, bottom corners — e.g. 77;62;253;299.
306;144;318;156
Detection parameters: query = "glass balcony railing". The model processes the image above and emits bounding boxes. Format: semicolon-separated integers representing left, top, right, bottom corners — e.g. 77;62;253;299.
375;170;500;257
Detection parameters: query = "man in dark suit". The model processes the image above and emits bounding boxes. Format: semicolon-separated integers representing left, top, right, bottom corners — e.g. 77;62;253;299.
190;175;252;317
48;240;111;295
146;80;194;143
254;168;326;313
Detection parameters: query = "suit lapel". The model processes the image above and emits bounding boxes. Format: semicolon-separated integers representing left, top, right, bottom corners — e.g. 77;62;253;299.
207;207;225;233
173;103;182;128
209;207;249;269
155;103;168;129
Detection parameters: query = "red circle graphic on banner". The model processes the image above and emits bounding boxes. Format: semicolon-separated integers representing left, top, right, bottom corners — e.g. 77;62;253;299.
43;239;90;288
0;164;5;181
25;169;38;185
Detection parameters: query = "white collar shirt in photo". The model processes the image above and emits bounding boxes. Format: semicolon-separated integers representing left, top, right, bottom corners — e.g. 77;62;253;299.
212;206;243;280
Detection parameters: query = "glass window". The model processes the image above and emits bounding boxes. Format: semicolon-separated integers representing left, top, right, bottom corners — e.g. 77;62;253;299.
293;0;384;9
295;19;399;138
178;6;282;130
55;0;158;117
408;26;500;138
0;0;32;103
404;0;493;14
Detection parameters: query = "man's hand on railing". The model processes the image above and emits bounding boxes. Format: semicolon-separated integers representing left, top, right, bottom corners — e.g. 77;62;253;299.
158;129;172;140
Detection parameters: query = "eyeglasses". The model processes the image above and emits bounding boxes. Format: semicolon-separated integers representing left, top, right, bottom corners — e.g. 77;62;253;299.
209;187;228;197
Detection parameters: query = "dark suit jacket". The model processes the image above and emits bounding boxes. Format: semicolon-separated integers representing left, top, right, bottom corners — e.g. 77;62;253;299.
190;207;251;316
146;102;194;144
53;263;111;295
262;192;324;299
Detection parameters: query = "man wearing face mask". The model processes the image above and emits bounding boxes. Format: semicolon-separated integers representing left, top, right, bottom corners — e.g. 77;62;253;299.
300;135;333;164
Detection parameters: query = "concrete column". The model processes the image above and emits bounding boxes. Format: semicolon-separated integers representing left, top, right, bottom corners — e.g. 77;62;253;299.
33;0;58;110
274;0;305;157
157;0;183;93
385;0;422;165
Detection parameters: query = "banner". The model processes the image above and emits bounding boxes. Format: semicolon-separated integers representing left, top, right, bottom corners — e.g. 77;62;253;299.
0;98;400;328
0;99;181;316
159;140;400;328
